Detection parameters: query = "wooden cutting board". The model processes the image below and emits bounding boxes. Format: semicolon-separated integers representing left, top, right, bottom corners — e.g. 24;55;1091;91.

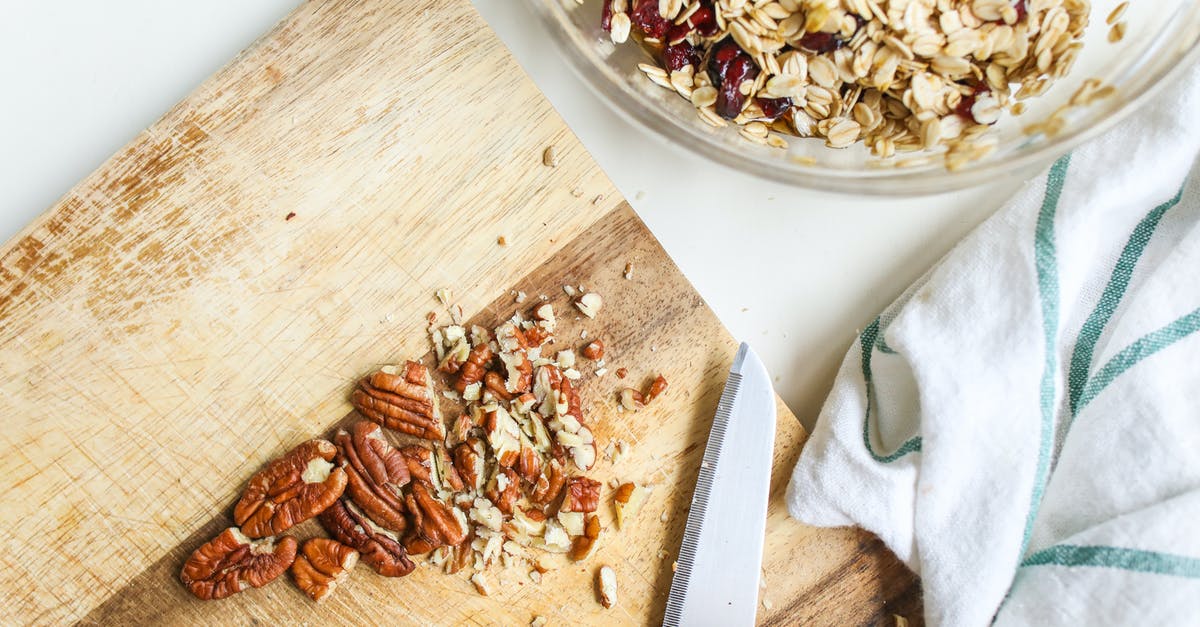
0;0;919;624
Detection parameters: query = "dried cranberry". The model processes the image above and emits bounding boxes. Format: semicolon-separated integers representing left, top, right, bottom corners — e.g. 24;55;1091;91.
1013;0;1028;22
756;97;792;121
798;32;845;54
601;0;614;31
955;80;990;124
689;6;720;37
707;40;759;119
988;0;1028;23
665;22;691;46
664;41;701;72
630;0;670;39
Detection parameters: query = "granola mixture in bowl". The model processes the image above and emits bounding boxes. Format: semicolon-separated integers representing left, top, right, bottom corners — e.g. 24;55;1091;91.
529;0;1200;194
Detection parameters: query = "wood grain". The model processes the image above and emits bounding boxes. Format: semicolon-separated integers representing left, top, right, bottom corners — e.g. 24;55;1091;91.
0;0;920;624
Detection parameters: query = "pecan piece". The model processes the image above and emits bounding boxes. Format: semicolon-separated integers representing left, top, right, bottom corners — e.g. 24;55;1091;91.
433;445;465;492
403;480;468;554
515;441;542;485
529;458;566;506
484;404;523;469
455;344;493;394
334;421;425;534
597;565;617;609
564;476;601;513
499;350;533;394
485;467;521;515
291;538;358;603
581;339;605;360
615;482;650;529
453;438;487;492
569;514;602;561
233;439;347;538
484;371;514;401
352;362;444;440
180;528;297;600
525;326;552;347
319;499;414;577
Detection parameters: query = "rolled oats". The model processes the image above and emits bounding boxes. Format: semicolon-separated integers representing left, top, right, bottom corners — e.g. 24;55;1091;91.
600;0;1091;166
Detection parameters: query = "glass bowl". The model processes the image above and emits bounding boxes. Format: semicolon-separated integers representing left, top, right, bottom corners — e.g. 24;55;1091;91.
526;0;1200;195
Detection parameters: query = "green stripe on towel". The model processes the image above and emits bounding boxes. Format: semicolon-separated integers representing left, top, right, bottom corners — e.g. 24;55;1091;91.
1023;545;1200;579
1075;307;1200;412
859;318;922;463
1067;187;1185;417
1020;155;1071;558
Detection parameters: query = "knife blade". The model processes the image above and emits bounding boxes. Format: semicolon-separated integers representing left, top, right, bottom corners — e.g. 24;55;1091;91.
663;342;777;626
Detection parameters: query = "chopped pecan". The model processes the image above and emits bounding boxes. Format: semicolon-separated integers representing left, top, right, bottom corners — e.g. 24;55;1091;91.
180;528;297;600
446;536;474;574
619;388;646;411
529;458;566;506
435;325;471;374
569;515;601;561
646;375;668;402
525;326;552;347
291;538;358;603
515;442;542;485
613;482;649;529
319;499;414;577
484;371;514;401
499;351;533;394
484;405;522;468
485;467;521;515
560;377;584;425
564;476;601;513
581;339;605;360
455;344;493;394
597;565;617;608
334;421;423;534
433;445;464;492
495;321;530;352
453;438;487;492
403;481;468;554
233;439;347;538
352;362;444;440
448;413;473;445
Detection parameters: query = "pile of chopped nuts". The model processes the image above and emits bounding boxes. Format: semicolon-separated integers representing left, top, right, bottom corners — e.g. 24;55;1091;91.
180;286;667;612
602;0;1091;168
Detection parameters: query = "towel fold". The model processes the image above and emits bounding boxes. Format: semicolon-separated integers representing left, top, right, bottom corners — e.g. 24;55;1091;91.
787;65;1200;626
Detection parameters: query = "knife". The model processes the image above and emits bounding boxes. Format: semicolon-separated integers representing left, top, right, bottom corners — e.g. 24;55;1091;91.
664;343;777;626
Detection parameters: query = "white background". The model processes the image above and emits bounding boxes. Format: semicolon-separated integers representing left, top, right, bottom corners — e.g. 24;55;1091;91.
0;1;1026;428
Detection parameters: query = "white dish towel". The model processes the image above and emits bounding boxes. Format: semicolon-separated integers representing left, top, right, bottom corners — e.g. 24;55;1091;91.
787;67;1200;626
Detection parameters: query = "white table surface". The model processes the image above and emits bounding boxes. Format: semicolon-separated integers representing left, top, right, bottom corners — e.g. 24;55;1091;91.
0;1;1028;429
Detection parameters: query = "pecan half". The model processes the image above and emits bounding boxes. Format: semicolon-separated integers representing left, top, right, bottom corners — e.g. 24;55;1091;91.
291;538;358;603
403;481;468;554
485;467;521;515
180;528;297;600
564;476;601;513
455;344;493;394
319;499;414;577
352;362;444;440
334;421;423;534
233;439;347;538
529;458;566;506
